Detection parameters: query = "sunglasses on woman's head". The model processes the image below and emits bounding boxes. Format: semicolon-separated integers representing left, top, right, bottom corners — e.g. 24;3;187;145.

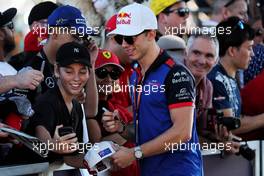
95;67;122;80
164;8;190;17
230;20;245;33
236;20;245;30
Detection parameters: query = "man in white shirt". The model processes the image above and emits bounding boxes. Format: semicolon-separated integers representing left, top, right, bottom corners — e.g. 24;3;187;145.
0;8;43;94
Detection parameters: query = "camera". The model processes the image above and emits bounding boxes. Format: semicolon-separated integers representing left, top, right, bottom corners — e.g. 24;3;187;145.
206;109;255;161
236;143;255;161
207;109;241;131
217;115;241;131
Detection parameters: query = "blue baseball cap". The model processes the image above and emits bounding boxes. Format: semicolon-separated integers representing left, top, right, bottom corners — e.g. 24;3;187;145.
48;5;94;36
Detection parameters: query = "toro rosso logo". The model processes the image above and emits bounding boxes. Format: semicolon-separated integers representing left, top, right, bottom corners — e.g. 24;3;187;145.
117;12;131;25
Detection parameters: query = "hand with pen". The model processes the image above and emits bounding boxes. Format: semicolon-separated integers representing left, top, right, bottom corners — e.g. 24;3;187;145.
101;108;126;134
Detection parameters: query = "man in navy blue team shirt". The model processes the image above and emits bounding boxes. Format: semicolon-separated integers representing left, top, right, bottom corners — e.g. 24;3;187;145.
104;3;202;176
208;17;264;135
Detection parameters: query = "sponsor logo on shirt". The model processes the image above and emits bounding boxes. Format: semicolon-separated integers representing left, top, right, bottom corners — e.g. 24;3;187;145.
173;71;187;77
172;77;190;84
175;88;191;99
45;77;55;88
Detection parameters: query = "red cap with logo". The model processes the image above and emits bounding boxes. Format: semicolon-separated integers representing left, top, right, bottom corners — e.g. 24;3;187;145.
105;14;117;33
24;27;48;52
95;49;124;71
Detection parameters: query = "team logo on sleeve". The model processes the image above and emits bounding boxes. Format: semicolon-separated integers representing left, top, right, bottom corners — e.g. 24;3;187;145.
175;88;191;99
172;71;190;84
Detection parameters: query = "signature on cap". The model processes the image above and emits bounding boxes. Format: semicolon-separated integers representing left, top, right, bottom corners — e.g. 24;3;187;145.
56;18;67;25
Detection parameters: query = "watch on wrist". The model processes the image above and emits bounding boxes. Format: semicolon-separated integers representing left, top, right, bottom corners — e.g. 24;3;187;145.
134;146;143;160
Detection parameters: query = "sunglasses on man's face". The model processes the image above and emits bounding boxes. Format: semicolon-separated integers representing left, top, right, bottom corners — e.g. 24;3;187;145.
113;30;147;45
165;8;190;17
2;21;14;30
95;67;122;80
114;35;135;45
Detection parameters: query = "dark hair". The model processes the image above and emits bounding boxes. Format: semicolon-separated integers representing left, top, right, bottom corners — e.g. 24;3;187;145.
216;16;255;57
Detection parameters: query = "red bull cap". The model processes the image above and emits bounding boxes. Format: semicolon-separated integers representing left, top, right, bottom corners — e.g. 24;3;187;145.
107;3;157;36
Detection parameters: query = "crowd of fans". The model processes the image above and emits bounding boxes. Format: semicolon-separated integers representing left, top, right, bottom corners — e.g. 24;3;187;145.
0;0;263;176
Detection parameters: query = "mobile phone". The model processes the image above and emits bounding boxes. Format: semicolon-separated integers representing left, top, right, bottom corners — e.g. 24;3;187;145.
58;126;74;136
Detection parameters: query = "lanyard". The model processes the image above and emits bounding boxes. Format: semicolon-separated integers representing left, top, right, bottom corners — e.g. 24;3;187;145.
134;70;144;144
133;50;163;144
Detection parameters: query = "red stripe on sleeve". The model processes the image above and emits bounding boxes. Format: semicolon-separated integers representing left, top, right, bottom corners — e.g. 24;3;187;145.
168;102;195;109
